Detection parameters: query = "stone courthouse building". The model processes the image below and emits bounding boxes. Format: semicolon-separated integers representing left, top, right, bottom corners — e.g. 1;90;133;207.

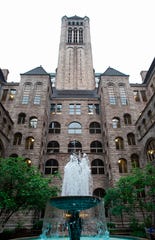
0;15;155;227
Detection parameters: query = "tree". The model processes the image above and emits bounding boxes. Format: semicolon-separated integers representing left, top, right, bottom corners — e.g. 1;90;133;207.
142;163;155;226
104;163;155;231
0;157;59;232
104;185;129;227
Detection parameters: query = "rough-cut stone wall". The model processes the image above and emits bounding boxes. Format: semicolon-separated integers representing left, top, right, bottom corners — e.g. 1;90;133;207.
98;75;142;185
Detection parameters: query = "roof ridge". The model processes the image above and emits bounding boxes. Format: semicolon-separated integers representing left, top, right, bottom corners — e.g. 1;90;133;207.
102;67;128;76
21;66;49;75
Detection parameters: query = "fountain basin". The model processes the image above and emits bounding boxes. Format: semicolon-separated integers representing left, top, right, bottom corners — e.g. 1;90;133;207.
10;236;140;240
50;196;101;211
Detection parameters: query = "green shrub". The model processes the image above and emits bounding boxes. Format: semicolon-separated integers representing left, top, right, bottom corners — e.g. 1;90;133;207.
107;222;116;229
33;220;43;230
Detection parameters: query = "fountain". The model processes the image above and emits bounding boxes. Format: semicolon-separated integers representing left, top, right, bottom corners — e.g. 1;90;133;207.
15;153;139;240
40;153;109;239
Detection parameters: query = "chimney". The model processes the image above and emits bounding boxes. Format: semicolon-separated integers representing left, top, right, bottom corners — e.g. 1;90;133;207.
140;71;147;82
1;69;9;81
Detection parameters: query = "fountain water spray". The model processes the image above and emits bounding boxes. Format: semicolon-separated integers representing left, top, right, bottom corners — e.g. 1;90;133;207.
61;153;93;196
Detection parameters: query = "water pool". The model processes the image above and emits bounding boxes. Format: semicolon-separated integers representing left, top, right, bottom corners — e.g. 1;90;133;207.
12;236;140;240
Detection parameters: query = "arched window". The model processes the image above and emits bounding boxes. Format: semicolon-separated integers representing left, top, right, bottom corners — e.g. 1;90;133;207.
29;117;38;128
0;139;5;157
90;141;103;153
127;133;136;145
24;82;31;91
49;122;61;134
73;28;78;43
124;113;132;125
118;158;127;173
89;122;101;133
68;140;82;153
25;137;34;149
108;84;116;105
112;117;120;128
9;153;18;158
79;28;83;43
146;139;155;162
45;159;59;175
131;154;140;168
68;27;72;43
68;122;82;134
115;137;124;149
35;82;42;91
13;132;22;145
17;113;26;124
93;188;106;198
91;159;104;174
47;141;60;153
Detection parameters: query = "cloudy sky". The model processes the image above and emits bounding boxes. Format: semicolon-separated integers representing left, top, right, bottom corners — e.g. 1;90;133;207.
0;0;154;83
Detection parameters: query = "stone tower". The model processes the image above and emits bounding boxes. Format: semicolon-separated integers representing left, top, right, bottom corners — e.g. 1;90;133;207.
56;15;95;90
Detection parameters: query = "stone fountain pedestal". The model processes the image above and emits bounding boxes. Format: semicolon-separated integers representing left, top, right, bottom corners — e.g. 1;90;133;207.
50;196;101;240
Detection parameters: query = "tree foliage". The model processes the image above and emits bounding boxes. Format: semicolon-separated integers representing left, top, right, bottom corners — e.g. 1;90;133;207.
104;163;155;228
0;157;59;232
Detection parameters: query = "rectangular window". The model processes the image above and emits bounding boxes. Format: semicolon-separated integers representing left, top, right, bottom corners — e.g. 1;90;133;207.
22;95;29;104
133;90;140;102
69;104;81;115
69;104;74;114
91;168;97;174
56;104;62;114
88;104;94;114
68;129;82;134
34;95;41;104
140;90;147;102
10;89;16;94
88;104;100;114
51;103;62;114
94;104;100;114
108;86;116;105
51;104;56;114
1;89;8;101
109;96;116;105
9;89;16;100
76;104;81;115
119;86;128;105
121;97;127;105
